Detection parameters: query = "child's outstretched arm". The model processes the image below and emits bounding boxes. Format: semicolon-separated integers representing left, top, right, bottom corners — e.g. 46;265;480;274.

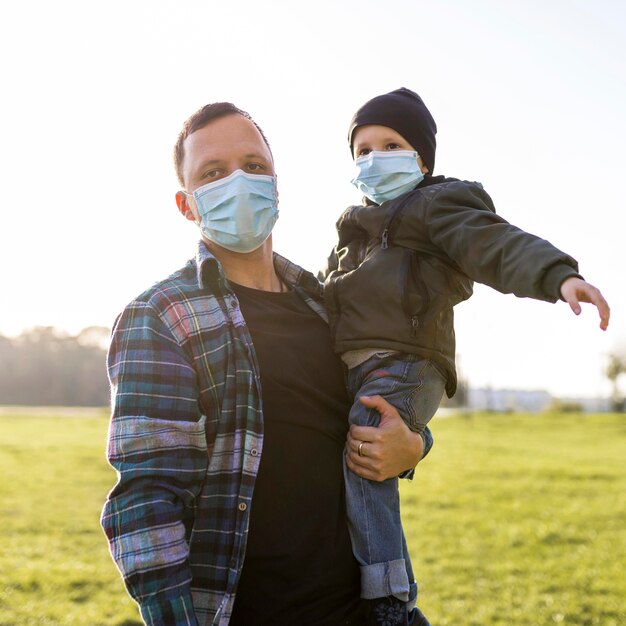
560;276;610;330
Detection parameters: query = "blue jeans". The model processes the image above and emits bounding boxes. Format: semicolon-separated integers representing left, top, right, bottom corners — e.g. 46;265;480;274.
344;353;445;605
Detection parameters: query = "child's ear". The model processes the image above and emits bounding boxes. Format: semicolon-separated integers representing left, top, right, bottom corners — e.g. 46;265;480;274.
175;191;197;222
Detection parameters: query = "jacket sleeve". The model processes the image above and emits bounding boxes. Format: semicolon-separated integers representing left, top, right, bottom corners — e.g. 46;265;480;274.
422;183;581;301
317;246;339;282
399;425;434;480
101;301;208;626
318;205;371;282
421;425;434;459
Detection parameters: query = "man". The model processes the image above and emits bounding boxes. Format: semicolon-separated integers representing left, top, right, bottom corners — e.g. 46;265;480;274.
101;102;431;626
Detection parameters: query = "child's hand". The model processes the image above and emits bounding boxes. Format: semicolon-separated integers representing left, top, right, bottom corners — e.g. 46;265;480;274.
560;277;610;331
345;395;425;482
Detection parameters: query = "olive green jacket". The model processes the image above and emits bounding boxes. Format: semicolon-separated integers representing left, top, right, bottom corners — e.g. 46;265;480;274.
321;179;580;397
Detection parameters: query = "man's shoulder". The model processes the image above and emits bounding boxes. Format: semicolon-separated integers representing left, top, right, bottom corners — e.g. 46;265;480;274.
129;259;202;310
126;242;221;310
112;255;232;345
117;254;223;329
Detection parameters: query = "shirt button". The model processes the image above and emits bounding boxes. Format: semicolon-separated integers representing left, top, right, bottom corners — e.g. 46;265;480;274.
238;502;247;512
250;448;258;456
229;299;238;309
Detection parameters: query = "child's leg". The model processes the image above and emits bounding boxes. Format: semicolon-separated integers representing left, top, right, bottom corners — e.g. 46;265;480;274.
344;354;445;606
401;529;417;610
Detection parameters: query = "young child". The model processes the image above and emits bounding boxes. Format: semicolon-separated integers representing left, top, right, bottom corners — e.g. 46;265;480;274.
321;88;610;626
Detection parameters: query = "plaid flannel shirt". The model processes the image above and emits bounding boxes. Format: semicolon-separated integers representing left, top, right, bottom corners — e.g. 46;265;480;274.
101;241;433;626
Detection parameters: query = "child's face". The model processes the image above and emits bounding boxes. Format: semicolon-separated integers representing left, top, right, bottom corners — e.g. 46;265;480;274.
352;125;428;173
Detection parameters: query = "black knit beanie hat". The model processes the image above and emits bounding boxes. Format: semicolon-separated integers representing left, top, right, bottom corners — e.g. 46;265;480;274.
348;87;437;173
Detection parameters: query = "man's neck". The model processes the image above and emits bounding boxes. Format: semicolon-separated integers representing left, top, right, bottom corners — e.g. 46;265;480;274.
206;237;284;292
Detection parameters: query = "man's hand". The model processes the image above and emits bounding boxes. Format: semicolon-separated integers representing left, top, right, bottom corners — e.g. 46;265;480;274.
560;276;610;331
345;395;424;482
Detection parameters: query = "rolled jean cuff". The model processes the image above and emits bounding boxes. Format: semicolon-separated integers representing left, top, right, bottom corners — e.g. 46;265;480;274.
360;559;409;601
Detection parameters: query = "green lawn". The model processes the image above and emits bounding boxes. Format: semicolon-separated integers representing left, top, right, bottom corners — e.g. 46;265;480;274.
404;413;626;626
0;411;625;625
0;412;141;626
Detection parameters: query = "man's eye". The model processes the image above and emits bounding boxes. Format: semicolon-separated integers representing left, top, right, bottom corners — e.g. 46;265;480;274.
205;169;221;179
247;163;264;172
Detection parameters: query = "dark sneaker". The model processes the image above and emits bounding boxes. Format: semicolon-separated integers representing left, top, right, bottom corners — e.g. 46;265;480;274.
408;606;431;626
366;596;409;625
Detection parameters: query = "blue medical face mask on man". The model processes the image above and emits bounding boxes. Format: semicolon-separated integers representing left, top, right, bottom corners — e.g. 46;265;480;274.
351;150;424;204
187;169;279;253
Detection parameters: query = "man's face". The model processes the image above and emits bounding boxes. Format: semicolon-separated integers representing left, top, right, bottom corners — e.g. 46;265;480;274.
352;124;428;173
177;113;275;223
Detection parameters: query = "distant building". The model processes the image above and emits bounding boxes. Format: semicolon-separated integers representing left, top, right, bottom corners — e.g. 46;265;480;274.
455;387;612;413
468;387;552;413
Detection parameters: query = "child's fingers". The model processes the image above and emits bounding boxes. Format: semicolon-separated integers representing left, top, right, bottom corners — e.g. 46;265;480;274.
586;287;610;330
575;284;611;330
567;295;582;316
562;278;611;330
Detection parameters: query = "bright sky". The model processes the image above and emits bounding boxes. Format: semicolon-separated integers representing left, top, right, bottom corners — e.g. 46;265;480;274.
1;0;624;398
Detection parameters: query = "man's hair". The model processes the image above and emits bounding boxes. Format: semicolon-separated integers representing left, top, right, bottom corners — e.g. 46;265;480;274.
173;102;272;187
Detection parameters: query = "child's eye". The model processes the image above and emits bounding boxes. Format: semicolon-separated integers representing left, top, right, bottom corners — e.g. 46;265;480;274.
357;148;371;157
386;143;401;150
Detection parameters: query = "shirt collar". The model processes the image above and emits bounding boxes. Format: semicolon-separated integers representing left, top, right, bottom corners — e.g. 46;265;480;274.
194;240;322;300
195;240;224;288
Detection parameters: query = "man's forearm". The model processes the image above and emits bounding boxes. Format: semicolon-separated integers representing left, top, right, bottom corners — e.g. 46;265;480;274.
103;301;208;624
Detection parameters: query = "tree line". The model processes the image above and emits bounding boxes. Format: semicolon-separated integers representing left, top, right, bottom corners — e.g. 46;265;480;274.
0;326;110;406
1;326;625;410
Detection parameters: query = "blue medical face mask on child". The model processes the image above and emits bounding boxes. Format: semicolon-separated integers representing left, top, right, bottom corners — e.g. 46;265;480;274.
188;169;279;253
351;150;424;204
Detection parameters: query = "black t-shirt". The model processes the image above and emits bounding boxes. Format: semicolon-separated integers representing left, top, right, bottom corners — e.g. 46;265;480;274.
228;283;364;626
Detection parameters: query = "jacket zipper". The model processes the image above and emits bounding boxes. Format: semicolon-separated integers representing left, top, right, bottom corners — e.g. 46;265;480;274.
402;251;429;337
380;193;415;250
379;192;425;336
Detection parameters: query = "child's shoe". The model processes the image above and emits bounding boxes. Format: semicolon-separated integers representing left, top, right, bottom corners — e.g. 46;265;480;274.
366;596;409;625
408;606;431;626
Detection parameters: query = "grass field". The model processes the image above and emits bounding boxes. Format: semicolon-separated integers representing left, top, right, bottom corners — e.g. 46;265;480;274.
0;411;624;626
